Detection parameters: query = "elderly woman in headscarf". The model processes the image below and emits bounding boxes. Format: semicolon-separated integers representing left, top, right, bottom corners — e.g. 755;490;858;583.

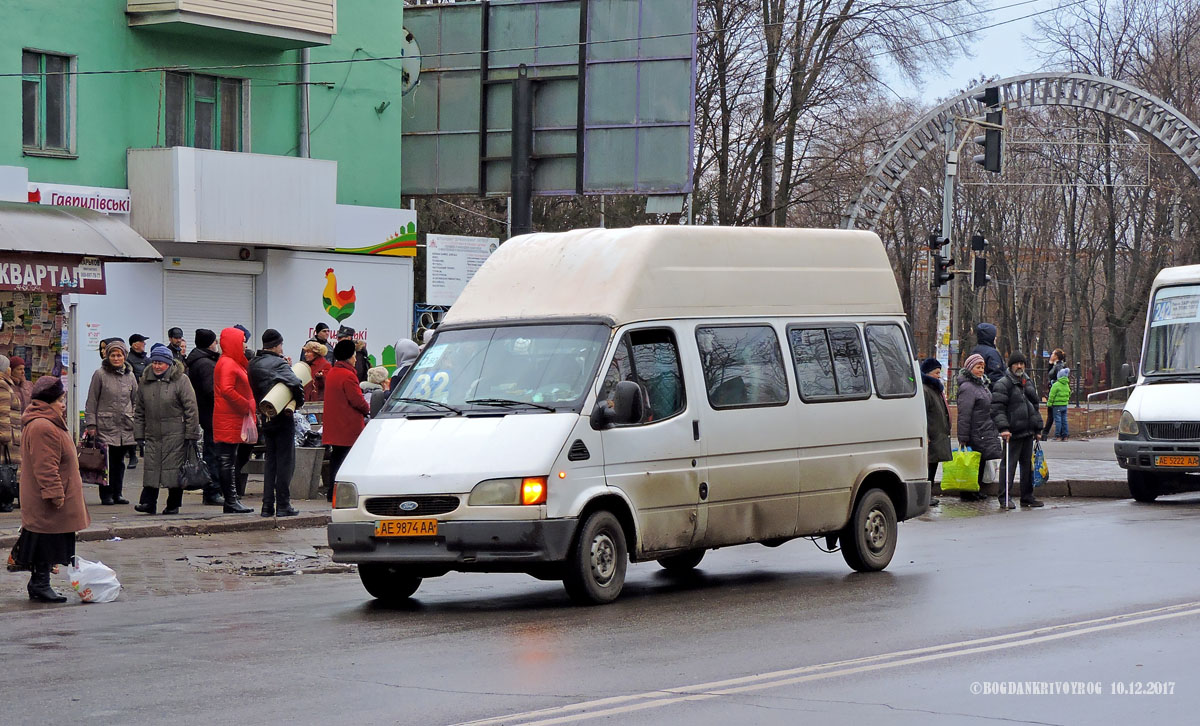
956;353;1004;502
133;344;202;515
13;376;90;603
301;340;331;402
8;356;32;413
361;366;390;418
85;338;138;506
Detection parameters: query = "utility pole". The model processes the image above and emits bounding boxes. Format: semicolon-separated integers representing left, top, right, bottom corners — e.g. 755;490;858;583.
510;64;534;238
936;116;956;391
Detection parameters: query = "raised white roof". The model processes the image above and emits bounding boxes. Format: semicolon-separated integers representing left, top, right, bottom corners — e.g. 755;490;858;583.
1153;264;1200;290
442;226;903;328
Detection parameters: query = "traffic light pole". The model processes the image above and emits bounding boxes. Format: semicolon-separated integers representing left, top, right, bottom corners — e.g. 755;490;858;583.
937;117;956;390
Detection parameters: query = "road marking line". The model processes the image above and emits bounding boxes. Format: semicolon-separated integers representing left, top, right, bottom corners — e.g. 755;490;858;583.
455;600;1200;726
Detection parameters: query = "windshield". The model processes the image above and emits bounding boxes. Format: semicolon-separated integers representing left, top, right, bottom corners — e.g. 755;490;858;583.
381;323;611;416
1144;284;1200;376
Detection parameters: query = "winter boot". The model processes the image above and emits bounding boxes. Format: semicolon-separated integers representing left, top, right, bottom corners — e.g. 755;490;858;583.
202;484;225;507
27;566;67;603
162;487;183;516
236;472;249;498
222;478;253;514
133;486;158;514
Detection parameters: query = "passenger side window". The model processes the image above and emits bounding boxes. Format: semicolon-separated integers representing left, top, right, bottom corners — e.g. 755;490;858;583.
598;329;685;423
787;326;870;401
696;326;789;408
866;324;917;398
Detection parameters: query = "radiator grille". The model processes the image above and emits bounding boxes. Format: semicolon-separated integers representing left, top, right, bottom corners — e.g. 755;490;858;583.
1145;422;1200;441
365;496;460;517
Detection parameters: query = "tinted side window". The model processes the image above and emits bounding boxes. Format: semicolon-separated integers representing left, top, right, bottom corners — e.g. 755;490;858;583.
696;326;789;408
788;328;836;399
829;326;870;396
866;324;917;398
599;329;685;423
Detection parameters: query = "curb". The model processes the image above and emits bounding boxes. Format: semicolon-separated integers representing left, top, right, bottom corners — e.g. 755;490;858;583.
936;479;1130;499
0;512;330;549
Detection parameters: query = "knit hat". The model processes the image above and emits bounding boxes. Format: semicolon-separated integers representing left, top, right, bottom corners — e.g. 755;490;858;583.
195;328;217;349
334;339;356;361
234;324;251;343
8;356;24;368
31;375;64;403
963;353;985;371
1007;352;1027;367
168;327;184;339
261;328;284;349
1058;367;1071;380
302;341;328;357
106;339;129;356
0;356;9;374
314;322;330;334
919;357;941;375
367;366;388;385
149;343;175;365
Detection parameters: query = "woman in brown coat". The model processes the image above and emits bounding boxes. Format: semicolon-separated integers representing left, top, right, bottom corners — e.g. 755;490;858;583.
85;339;138;506
14;376;90;603
0;355;21;513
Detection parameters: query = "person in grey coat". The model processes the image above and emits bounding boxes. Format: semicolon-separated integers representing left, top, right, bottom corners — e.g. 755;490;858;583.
85;338;138;506
920;358;951;507
956;353;1003;502
133;345;202;515
990;352;1045;509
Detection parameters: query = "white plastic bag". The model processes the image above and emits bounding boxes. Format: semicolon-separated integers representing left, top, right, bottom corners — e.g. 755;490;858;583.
982;459;1001;484
67;556;122;603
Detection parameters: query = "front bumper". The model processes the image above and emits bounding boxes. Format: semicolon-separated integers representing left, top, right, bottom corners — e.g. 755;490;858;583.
1115;440;1200;473
902;479;931;520
328;519;577;573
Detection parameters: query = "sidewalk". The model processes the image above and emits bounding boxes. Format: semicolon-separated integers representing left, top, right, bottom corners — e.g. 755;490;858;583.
0;467;331;548
935;435;1131;498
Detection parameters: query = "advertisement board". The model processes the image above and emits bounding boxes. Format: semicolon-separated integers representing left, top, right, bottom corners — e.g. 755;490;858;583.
426;234;498;306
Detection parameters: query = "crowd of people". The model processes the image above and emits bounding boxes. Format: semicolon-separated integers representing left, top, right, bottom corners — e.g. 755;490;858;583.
921;323;1072;510
4;321;425;603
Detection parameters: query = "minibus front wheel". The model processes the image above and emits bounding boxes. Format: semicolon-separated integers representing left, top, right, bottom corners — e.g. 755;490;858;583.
563;511;628;604
1127;470;1161;503
358;563;422;603
840;489;897;573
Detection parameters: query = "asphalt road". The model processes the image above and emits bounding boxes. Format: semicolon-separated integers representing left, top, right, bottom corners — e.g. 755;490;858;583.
4;495;1200;725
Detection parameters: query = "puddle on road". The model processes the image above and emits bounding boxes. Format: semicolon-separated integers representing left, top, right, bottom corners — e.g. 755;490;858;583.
183;548;353;577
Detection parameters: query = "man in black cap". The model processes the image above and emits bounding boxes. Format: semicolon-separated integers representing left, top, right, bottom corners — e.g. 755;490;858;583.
248;329;303;517
187;328;224;505
310;322;335;364
338;325;370;383
167;327;188;368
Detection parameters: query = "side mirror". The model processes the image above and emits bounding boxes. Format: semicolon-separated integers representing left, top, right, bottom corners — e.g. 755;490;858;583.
1120;363;1136;386
590;381;646;430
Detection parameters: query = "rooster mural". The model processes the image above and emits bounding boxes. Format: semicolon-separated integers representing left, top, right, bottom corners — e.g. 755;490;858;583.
322;268;357;322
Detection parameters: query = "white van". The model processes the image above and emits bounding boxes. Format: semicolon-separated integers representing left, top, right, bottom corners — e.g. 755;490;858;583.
328;226;930;604
1116;264;1200;501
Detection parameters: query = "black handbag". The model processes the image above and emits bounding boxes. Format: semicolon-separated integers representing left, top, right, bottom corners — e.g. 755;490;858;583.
178;441;212;491
0;445;17;504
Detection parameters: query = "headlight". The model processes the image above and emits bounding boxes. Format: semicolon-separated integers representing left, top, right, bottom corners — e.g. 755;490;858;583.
1118;411;1139;436
332;481;358;509
468;476;548;506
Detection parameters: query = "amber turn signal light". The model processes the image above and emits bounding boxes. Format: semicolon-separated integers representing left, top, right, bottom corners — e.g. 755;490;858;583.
521;477;547;506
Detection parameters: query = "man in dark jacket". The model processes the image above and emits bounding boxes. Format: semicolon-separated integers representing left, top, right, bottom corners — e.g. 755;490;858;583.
125;333;151;470
970;323;1006;384
167;327;188;368
990;352;1045;509
920;358;951;506
186;328;223;506
309;322;335;364
249;329;304;518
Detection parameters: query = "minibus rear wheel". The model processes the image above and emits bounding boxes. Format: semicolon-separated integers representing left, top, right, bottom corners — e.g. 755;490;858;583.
563;511;628;604
358;563;422;603
840;489;897;573
657;550;705;573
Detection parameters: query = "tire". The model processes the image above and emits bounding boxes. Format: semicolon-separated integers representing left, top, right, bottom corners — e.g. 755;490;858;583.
357;563;422;603
1128;470;1160;503
563;511;628;604
840;488;898;573
656;549;705;573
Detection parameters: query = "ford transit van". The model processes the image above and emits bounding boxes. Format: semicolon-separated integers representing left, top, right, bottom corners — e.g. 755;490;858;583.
328;226;930;604
1117;264;1200;501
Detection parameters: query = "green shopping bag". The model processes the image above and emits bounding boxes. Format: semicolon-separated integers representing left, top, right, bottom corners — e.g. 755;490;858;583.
941;448;982;492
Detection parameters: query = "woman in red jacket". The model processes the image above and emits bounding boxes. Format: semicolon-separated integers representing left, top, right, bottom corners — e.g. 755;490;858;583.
323;339;370;502
211;327;255;513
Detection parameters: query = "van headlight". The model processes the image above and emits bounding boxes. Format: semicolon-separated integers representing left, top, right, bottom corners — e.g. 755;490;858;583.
1118;411;1140;436
333;481;358;509
468;477;548;506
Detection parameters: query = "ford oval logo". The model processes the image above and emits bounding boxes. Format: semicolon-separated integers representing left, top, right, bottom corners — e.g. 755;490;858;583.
399;501;419;512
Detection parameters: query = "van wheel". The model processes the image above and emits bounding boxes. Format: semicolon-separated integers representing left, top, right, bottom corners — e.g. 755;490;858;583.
358;564;422;603
1128;471;1160;503
657;550;704;572
840;489;897;573
563;511;627;604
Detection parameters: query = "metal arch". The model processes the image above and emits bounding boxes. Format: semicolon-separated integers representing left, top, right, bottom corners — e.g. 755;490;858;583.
842;73;1200;231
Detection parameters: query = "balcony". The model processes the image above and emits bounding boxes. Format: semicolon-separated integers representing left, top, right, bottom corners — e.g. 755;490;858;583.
127;1;336;49
127;147;337;247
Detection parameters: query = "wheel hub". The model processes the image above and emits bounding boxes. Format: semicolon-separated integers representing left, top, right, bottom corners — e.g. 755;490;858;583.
590;533;616;585
864;509;888;552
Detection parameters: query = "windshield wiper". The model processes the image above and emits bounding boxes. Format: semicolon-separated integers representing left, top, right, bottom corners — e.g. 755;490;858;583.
466;398;557;412
1144;376;1196;384
393;397;463;415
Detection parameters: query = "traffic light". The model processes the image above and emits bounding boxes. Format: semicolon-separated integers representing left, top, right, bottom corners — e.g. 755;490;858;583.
972;86;1003;173
971;233;988;251
928;233;950;251
973;256;991;288
932;252;954;289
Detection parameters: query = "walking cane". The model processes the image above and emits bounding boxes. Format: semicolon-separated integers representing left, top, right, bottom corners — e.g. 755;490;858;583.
1003;438;1011;510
